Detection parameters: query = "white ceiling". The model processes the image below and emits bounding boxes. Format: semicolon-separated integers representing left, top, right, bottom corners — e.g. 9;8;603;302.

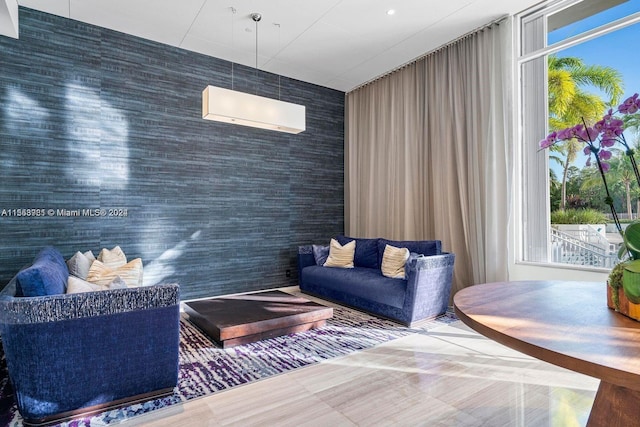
16;0;542;92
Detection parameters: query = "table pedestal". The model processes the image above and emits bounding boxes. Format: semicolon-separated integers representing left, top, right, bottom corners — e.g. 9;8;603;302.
587;381;640;427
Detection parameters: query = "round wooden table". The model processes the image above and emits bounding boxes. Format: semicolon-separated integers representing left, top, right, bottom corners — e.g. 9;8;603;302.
453;280;640;427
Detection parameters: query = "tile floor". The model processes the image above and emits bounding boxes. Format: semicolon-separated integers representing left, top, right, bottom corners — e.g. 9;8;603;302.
127;318;598;426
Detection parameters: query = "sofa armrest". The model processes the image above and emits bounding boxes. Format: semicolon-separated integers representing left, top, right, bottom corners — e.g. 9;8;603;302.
0;279;179;325
297;245;316;281
403;252;455;324
407;252;455;272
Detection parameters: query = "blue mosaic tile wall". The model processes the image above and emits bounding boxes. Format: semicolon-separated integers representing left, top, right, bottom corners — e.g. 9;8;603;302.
0;8;344;299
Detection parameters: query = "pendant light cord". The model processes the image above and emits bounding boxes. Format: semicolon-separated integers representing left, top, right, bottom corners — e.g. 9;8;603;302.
255;15;259;94
251;13;262;95
275;23;281;100
231;7;236;90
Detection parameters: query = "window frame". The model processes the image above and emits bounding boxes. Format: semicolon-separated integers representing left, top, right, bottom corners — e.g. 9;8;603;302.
515;0;640;271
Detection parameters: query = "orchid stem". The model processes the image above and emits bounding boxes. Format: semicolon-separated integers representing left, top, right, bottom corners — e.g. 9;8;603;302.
594;154;623;236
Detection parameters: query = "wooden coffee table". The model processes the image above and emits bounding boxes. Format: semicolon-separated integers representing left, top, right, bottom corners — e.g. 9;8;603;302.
454;280;640;427
183;290;333;348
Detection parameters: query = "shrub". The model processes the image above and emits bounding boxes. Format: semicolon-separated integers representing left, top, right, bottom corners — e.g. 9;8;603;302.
550;208;608;224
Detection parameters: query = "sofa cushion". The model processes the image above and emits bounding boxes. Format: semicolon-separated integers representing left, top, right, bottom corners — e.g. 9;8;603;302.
97;246;127;269
301;266;406;309
66;251;96;280
87;258;143;288
377;239;441;268
16;246;69;297
381;245;410;279
324;239;355;268
67;275;127;294
312;245;330;266
336;235;379;269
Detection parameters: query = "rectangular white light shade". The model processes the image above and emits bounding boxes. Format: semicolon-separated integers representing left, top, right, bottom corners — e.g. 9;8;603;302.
202;85;305;134
0;0;19;39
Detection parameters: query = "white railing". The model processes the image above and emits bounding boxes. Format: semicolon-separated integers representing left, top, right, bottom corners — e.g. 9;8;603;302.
605;213;635;221
577;224;615;252
555;224;614;253
550;227;618;268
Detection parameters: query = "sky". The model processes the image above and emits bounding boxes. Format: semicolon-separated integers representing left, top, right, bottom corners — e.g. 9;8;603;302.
547;0;640;178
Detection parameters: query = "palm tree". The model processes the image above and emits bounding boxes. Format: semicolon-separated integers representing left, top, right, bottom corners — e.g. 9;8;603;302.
610;156;635;220
582;152;638;219
623;113;640;133
548;55;624;210
550;168;561;211
579;161;616;212
619;134;640;216
631;185;640;222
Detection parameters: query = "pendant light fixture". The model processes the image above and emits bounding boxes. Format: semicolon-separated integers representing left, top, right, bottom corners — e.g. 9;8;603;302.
0;0;19;39
202;12;306;134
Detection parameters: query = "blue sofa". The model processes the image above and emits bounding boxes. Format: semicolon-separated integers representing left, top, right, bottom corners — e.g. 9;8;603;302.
298;236;455;326
0;247;180;425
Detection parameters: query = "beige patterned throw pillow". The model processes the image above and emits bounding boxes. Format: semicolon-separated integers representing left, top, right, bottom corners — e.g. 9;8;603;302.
97;246;127;269
381;244;410;279
87;258;143;288
323;238;355;268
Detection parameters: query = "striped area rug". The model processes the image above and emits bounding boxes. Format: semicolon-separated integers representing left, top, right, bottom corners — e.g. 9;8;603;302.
3;302;457;426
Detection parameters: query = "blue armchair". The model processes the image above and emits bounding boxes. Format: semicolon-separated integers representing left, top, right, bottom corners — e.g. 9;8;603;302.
0;276;180;425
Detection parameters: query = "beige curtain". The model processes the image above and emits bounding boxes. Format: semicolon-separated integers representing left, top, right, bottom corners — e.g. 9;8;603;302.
345;19;512;294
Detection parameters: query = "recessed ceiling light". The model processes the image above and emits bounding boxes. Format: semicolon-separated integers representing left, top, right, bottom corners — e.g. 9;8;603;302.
386;9;396;16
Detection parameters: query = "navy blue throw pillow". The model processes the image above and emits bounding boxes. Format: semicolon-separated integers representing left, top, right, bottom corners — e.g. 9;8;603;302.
312;245;330;266
336;235;379;269
16;246;69;297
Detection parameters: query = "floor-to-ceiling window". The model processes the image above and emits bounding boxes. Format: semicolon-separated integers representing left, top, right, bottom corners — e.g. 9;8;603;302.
518;0;640;271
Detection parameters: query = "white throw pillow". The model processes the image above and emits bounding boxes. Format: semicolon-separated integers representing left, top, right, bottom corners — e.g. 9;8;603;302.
97;246;127;269
381;244;410;279
323;238;355;268
66;250;96;280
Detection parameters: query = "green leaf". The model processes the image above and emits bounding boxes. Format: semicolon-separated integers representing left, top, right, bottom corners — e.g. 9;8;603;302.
624;259;640;273
623;221;640;260
619;243;629;260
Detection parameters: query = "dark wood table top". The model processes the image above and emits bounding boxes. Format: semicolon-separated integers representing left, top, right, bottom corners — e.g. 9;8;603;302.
453;280;640;392
184;290;333;347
